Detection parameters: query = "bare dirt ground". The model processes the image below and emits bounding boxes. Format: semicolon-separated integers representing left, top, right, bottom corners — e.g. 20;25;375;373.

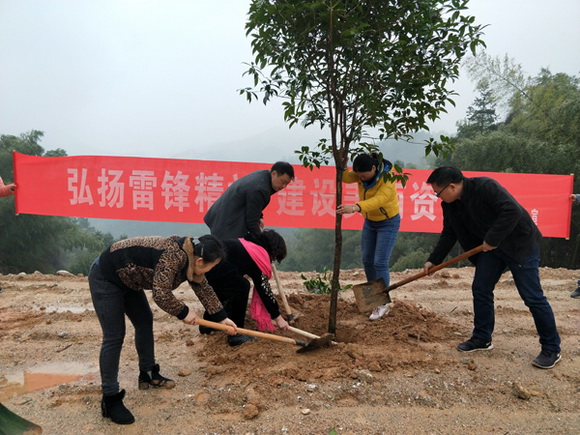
1;266;580;435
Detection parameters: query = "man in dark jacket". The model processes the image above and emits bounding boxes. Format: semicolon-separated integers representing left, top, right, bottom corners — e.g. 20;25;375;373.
204;161;294;240
423;166;561;369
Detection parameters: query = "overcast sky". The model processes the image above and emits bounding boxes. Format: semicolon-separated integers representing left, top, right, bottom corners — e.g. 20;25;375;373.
1;0;579;163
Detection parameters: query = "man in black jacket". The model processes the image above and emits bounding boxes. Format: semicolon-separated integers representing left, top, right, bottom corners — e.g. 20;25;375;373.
423;166;561;369
204;161;294;240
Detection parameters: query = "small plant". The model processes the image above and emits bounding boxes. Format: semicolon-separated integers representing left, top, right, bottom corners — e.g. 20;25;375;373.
301;267;352;295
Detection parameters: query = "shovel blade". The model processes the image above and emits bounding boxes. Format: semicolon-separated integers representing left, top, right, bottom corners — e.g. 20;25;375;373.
352;278;391;313
296;333;335;353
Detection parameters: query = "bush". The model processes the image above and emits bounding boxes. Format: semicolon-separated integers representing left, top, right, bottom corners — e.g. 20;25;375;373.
301;267;352;294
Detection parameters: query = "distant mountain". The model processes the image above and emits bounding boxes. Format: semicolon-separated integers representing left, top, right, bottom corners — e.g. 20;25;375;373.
88;218;208;239
167;125;322;164
88;218;296;240
167;125;446;169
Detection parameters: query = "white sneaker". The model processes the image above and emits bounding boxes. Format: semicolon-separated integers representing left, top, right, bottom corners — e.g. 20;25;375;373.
369;303;389;320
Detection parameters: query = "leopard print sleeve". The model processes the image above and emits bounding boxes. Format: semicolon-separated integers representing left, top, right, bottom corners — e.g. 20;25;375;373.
151;246;188;317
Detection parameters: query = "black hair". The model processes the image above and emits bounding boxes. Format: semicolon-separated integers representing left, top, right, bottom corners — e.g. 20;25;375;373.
195;234;226;263
426;166;464;185
270;161;295;179
244;229;287;263
352;153;380;172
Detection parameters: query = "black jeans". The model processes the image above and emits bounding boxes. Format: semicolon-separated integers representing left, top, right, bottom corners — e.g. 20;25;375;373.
205;273;251;328
88;261;155;396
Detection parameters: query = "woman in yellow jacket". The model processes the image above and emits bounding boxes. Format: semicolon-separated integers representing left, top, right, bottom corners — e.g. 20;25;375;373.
337;153;400;320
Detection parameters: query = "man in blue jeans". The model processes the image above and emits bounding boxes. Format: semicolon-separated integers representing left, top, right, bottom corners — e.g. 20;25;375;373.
423;166;561;369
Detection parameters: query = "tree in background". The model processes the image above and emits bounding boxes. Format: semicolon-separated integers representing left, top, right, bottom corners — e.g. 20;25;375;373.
507;69;580;149
464;53;580;153
242;0;485;333
0;131;119;274
456;81;498;138
241;0;482;332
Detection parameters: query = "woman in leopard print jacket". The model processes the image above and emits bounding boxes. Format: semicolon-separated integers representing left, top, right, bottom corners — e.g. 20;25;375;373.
89;234;236;425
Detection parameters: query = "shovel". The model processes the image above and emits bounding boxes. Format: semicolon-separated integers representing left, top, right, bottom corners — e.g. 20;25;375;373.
196;319;332;353
196;318;308;348
287;326;336;353
352;245;485;313
272;263;300;324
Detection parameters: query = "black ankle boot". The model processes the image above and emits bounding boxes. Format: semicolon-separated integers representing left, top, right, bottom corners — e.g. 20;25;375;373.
138;364;176;390
199;325;217;335
101;389;135;425
227;334;258;347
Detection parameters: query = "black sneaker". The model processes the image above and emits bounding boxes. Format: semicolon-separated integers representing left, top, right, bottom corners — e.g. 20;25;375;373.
570;287;580;298
456;338;493;352
532;350;561;369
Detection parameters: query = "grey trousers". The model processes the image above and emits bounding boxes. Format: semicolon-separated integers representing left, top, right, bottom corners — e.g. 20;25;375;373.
88;261;155;395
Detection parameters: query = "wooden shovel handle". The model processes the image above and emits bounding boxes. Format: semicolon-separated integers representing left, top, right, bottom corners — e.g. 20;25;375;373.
196;318;306;346
287;326;320;340
272;263;293;317
386;245;485;292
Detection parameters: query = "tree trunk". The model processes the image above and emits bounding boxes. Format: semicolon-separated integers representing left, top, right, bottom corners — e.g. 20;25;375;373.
328;168;343;334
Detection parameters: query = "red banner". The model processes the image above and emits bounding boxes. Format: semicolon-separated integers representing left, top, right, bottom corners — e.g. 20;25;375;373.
13;152;574;238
